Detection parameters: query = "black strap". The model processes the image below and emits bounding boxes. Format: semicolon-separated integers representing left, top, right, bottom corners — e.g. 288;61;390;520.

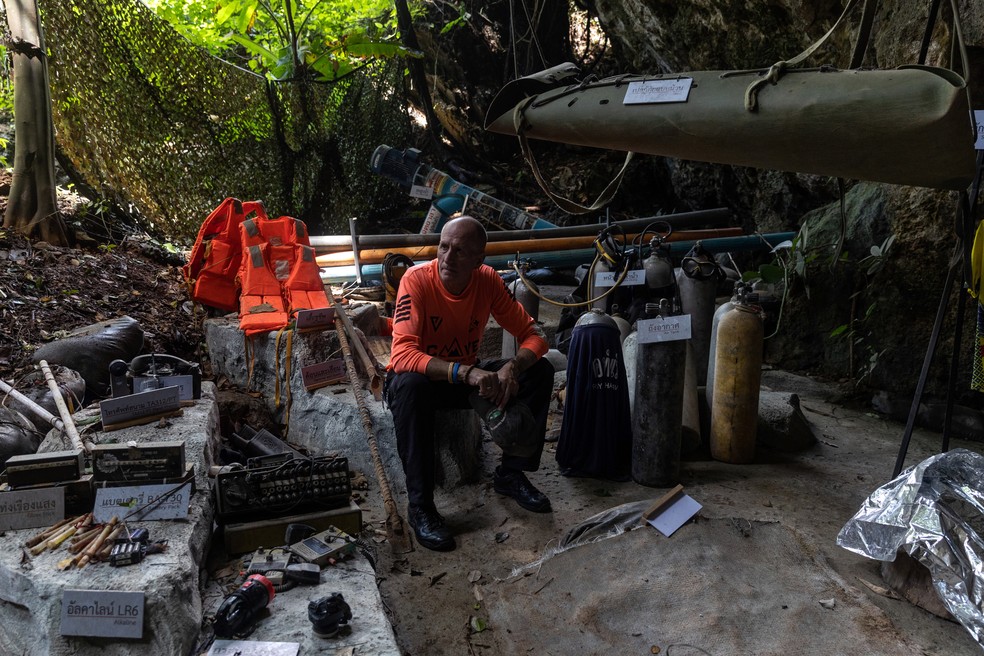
849;0;879;68
918;0;943;65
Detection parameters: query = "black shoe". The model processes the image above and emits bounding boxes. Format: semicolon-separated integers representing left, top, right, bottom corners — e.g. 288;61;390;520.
493;467;552;513
407;504;455;552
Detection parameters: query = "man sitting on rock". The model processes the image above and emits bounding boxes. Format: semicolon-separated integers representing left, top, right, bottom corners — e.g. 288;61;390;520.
386;215;554;552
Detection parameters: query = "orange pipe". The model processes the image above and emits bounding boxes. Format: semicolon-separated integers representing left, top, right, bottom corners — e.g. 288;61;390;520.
315;228;744;267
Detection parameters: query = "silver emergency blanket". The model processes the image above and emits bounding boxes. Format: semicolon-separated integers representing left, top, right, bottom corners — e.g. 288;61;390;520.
836;448;984;647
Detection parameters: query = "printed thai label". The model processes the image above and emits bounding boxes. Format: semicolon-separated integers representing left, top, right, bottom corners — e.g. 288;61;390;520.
301;359;347;390
0;487;64;530
623;78;693;104
590;347;622;392
595;269;645;287
637;314;692;343
61;590;144;639
295;307;335;330
94;483;191;523
99;386;180;427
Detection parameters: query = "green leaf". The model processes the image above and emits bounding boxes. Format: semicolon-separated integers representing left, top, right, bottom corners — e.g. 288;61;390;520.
758;263;785;284
829;324;848;337
215;0;242;25
740;271;761;283
470;616;487;633
228;33;276;61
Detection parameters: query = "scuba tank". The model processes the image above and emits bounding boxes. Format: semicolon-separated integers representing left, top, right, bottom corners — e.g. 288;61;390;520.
610;312;632;345
676;241;722;386
556;309;632;480
502;261;541;358
709;287;764;464
706;281;743;413
632;299;685;487
586;225;627;313
681;341;701;455
642;236;676;302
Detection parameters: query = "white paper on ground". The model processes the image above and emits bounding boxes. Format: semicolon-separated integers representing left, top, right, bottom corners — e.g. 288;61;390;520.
647;493;702;537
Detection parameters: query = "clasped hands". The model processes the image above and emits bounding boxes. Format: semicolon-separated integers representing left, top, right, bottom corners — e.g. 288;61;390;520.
467;361;519;408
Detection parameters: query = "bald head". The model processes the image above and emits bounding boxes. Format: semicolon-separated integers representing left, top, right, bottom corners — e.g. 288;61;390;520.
440;216;487;250
436;216;487;294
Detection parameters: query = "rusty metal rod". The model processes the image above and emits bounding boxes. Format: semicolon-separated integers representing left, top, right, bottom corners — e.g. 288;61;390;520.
328;287;412;553
333;301;384;401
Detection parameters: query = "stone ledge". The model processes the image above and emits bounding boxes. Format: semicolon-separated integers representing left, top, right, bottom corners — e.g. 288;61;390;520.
0;383;220;656
204;315;484;495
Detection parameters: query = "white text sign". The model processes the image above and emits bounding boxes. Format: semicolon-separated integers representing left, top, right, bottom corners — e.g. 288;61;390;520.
94;483;191;523
637;314;692;343
61;589;144;639
595;269;645;287
623;78;693;105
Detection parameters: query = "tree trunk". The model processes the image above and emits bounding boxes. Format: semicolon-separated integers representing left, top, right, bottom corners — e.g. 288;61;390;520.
3;0;68;245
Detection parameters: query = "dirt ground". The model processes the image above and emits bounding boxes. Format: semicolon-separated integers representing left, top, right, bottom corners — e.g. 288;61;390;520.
368;369;983;655
1;193;981;654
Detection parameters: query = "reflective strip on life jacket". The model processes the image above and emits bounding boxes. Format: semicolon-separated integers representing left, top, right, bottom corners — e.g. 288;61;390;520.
239;244;290;336
285;245;329;312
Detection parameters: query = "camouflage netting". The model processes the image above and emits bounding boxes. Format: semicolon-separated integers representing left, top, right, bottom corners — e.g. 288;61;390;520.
39;0;415;240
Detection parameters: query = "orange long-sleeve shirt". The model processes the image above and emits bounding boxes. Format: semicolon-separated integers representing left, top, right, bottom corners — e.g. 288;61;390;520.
388;259;548;374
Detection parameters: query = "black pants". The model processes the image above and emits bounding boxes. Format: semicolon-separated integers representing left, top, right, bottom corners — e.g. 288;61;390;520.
386;358;554;509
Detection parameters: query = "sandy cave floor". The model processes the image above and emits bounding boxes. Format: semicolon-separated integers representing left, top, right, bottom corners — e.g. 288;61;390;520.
364;367;983;656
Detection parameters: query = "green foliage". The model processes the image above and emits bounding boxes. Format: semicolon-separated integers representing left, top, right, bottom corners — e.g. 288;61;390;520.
858;234;895;277
0;44;12;119
828;233;895;386
143;0;420;81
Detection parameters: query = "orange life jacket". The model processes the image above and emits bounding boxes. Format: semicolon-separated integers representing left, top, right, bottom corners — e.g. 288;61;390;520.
240;215;310;249
238;242;329;337
183;198;267;312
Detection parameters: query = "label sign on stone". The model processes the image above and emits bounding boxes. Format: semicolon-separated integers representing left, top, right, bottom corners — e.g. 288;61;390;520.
94;483;191;523
60;589;145;639
637;314;692;343
99;386;180;426
0;486;64;531
301;359;347;390
295;307;335;330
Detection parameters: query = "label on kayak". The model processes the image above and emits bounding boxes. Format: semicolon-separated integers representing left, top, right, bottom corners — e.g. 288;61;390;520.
623;78;693;104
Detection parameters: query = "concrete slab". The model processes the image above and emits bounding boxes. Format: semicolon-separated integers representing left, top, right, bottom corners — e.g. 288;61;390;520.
0;383;220;656
201;554;399;655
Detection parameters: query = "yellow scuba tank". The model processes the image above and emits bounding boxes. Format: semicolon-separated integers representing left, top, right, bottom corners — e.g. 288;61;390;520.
709;289;764;464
